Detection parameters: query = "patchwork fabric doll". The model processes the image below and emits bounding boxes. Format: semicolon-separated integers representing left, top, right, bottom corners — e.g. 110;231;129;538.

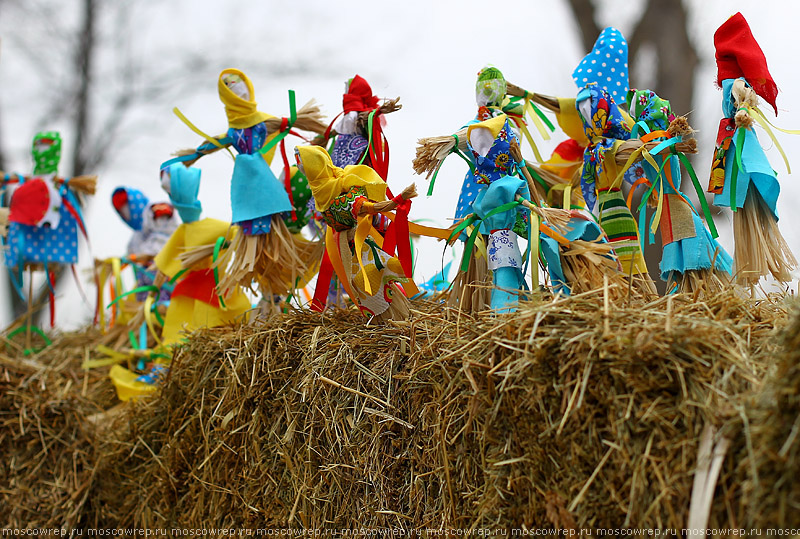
168;68;325;298
1;132;96;348
3;132;94;270
627;89;733;293
112;187;178;262
708;13;796;286
295;145;419;323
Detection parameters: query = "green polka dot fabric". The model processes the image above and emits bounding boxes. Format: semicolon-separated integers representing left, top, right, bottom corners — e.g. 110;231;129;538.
31;131;62;175
476;67;507;108
282;165;313;233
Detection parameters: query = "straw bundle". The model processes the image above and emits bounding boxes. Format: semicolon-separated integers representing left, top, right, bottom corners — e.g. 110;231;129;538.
0;207;8;236
63;175;98;195
413;128;468;178
263;99;329;136
505;82;560;113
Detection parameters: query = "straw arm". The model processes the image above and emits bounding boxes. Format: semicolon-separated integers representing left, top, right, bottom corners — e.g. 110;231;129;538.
356;97;402;130
508;139;548;201
263;99;329;135
362;184;418;215
173;137;229;167
506;82;561;113
614;139;697;165
412;128;469;178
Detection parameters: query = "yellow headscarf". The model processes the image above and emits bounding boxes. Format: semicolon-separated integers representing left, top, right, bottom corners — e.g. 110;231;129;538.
218;68;273;129
296;146;387;212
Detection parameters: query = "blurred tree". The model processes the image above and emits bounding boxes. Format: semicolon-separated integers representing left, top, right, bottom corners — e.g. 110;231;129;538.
0;0;208;320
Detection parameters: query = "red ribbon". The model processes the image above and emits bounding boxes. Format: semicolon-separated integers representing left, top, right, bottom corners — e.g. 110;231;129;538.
368;118;390;181
47;270;56;328
381;196;413;278
311;251;335;312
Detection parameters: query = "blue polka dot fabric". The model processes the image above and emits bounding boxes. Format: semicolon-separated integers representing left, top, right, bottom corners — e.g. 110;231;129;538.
6;204;79;266
572;27;629;102
112;187;149;231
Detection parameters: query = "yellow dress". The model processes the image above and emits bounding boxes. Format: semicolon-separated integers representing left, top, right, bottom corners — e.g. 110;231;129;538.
155;218;251;345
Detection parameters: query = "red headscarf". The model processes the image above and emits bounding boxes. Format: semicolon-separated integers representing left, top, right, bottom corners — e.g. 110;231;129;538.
342;75;379;113
714;12;778;115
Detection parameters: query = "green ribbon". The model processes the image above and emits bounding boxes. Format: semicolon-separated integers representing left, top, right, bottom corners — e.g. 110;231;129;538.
452;200;523;272
212;236;227;310
636;158;671;249
730;127;746;212
675;151;718;238
6;325;53;356
258;89;298;157
427;134;476;197
358;109;379;166
529;102;556;132
106;285;160;309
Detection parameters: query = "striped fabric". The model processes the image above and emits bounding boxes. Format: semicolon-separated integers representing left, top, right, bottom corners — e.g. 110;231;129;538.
597;188;648;275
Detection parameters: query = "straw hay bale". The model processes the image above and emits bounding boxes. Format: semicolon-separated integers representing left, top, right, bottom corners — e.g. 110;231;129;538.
86;292;785;529
0;329;116;528
3;292;798;530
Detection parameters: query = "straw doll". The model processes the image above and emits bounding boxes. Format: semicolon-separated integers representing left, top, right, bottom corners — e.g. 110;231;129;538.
626;89;733;294
95;188;178;344
1;132;96;348
149;164;251;346
708;13;796;286
295;145;420;323
168;68;326;299
320;75;401;176
448;115;531;312
111;187;178;297
309;75;410;311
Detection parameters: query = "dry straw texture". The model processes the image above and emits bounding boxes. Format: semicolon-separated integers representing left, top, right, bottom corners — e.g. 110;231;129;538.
2;290;799;530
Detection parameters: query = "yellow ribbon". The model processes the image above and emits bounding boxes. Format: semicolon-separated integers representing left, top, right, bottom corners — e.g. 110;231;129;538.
97;262;109;329
354;215;374;295
751;106;800;174
525;98;551;141
325;227;357;303
651;175;665;237
173;107;236;160
83;345;130;369
144;295;162;346
563;185;572;210
530;213;540;289
611;145;659;190
515;116;546;163
111;257;123;298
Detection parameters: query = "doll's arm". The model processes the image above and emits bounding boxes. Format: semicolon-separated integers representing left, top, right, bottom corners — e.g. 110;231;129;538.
173;136;232;167
358;184;418;215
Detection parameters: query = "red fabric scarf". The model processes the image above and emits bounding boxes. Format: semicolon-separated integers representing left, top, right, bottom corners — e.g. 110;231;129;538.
714;12;778;115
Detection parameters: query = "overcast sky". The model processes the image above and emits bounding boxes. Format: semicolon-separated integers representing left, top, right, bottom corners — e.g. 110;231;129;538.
2;0;799;329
